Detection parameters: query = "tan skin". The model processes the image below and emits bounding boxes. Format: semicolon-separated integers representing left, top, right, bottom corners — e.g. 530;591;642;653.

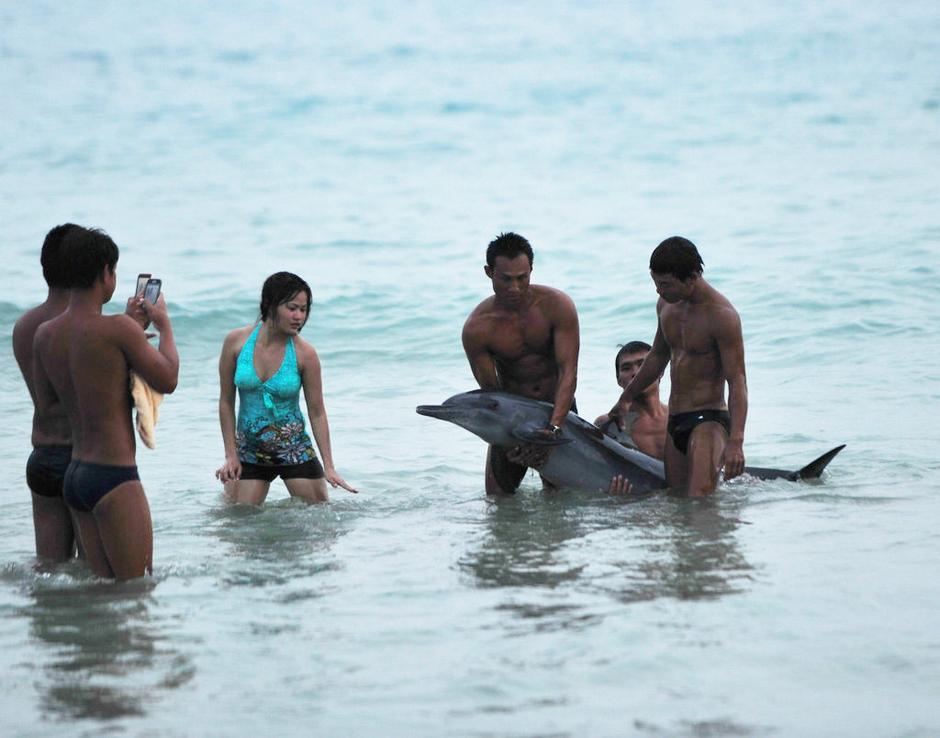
215;291;357;504
13;286;74;560
595;349;668;459
462;253;581;495
610;271;748;496
32;264;179;579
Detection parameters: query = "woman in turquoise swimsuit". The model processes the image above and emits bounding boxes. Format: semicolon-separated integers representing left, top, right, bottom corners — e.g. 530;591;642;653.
215;272;357;503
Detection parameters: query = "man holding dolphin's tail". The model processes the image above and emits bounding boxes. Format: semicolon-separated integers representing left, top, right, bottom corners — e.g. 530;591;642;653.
462;233;580;496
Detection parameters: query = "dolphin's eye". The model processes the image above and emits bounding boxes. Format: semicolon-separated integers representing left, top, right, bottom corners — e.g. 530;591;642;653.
487;401;499;411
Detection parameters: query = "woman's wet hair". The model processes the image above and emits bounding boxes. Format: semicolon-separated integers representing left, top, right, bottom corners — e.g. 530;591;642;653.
63;227;119;289
41;223;84;288
259;272;313;328
486;232;534;268
649;236;704;280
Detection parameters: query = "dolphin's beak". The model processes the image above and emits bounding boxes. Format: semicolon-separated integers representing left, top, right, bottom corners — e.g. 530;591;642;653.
416;404;460;420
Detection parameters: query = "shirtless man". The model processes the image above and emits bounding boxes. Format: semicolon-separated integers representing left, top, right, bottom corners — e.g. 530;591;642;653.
594;341;668;459
12;224;83;561
32;228;179;579
462;232;579;495
609;237;747;496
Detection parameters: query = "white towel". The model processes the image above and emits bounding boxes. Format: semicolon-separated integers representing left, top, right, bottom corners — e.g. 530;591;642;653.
129;371;164;449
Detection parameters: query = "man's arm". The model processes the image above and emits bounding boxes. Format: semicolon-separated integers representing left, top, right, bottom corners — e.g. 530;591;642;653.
461;316;500;390
30;326;58;424
548;292;579;427
118;295;179;394
715;306;747;479
12;314;36;397
610;312;669;421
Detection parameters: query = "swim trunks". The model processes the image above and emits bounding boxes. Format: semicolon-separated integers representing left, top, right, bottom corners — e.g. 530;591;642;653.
667;410;731;455
25;445;72;498
234;323;317;466
239;458;325;483
63;460;140;513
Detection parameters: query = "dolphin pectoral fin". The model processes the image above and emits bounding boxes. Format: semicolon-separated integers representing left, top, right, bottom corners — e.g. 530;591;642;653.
509;428;573;446
796;444;846;479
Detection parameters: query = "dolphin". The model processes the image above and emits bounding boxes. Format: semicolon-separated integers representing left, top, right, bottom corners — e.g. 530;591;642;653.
416;390;844;493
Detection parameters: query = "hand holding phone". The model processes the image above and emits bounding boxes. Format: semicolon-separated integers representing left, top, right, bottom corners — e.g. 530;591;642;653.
144;278;162;304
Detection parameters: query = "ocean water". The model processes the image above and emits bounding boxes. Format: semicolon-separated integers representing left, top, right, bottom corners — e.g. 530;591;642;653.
2;2;940;736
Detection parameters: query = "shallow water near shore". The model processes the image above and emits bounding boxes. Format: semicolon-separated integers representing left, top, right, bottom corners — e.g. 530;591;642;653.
2;2;940;736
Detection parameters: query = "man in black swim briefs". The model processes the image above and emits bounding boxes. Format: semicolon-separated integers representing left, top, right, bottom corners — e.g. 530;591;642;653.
32;228;179;579
13;224;84;560
608;237;748;496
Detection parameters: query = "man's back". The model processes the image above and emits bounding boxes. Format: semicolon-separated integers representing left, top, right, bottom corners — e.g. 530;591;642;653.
37;311;139;466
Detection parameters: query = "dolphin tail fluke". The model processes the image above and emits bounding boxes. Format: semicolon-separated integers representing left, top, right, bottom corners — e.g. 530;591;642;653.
796;444;846;480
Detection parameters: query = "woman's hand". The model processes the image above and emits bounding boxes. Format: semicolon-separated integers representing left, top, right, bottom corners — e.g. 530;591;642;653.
325;467;358;494
215;455;242;484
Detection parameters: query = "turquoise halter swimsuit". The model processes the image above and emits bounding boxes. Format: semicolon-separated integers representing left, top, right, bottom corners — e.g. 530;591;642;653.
234;323;316;465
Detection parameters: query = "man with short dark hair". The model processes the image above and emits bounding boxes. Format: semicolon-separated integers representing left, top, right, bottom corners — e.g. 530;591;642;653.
595;341;668;459
609;236;747;496
12;224;84;560
32;228;179;579
462;232;580;495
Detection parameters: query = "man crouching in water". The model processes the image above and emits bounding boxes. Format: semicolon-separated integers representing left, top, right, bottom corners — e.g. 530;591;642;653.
609;236;747;496
462;232;579;495
594;341;668;459
32;228;179;579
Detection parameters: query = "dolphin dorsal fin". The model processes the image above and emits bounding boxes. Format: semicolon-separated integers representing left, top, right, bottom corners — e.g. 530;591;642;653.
797;444;846;479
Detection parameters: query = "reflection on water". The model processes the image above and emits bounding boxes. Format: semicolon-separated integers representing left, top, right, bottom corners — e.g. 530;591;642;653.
21;577;194;723
460;491;590;590
606;495;754;603
206;500;348;593
460;486;753;620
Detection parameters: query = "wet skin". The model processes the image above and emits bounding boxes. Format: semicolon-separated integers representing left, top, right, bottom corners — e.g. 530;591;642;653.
594;349;667;460
610;271;747;496
32;264;179;578
13;288;74;560
462;254;580;494
215;290;357;504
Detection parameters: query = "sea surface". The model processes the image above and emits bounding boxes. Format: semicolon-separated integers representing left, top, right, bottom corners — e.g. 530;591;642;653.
1;2;939;736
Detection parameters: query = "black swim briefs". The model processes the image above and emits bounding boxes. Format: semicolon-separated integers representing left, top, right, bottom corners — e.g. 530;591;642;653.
667;409;731;455
239;458;325;483
63;460;141;513
26;445;72;498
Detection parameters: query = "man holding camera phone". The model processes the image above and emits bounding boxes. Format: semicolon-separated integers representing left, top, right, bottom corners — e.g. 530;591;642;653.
32;228;178;580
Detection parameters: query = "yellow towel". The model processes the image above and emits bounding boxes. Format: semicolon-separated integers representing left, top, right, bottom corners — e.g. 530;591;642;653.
129;371;164;449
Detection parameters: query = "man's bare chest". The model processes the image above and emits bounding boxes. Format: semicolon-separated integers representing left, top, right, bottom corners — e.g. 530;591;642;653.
487;312;553;359
662;307;715;355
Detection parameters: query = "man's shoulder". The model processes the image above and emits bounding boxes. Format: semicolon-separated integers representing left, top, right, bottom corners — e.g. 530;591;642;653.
530;284;576;317
463;297;498;330
13;302;56;342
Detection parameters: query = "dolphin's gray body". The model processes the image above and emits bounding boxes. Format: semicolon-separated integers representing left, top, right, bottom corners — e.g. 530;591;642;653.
416;390;844;493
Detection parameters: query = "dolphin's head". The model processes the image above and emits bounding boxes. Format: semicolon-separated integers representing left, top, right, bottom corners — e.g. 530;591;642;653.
416;391;534;446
